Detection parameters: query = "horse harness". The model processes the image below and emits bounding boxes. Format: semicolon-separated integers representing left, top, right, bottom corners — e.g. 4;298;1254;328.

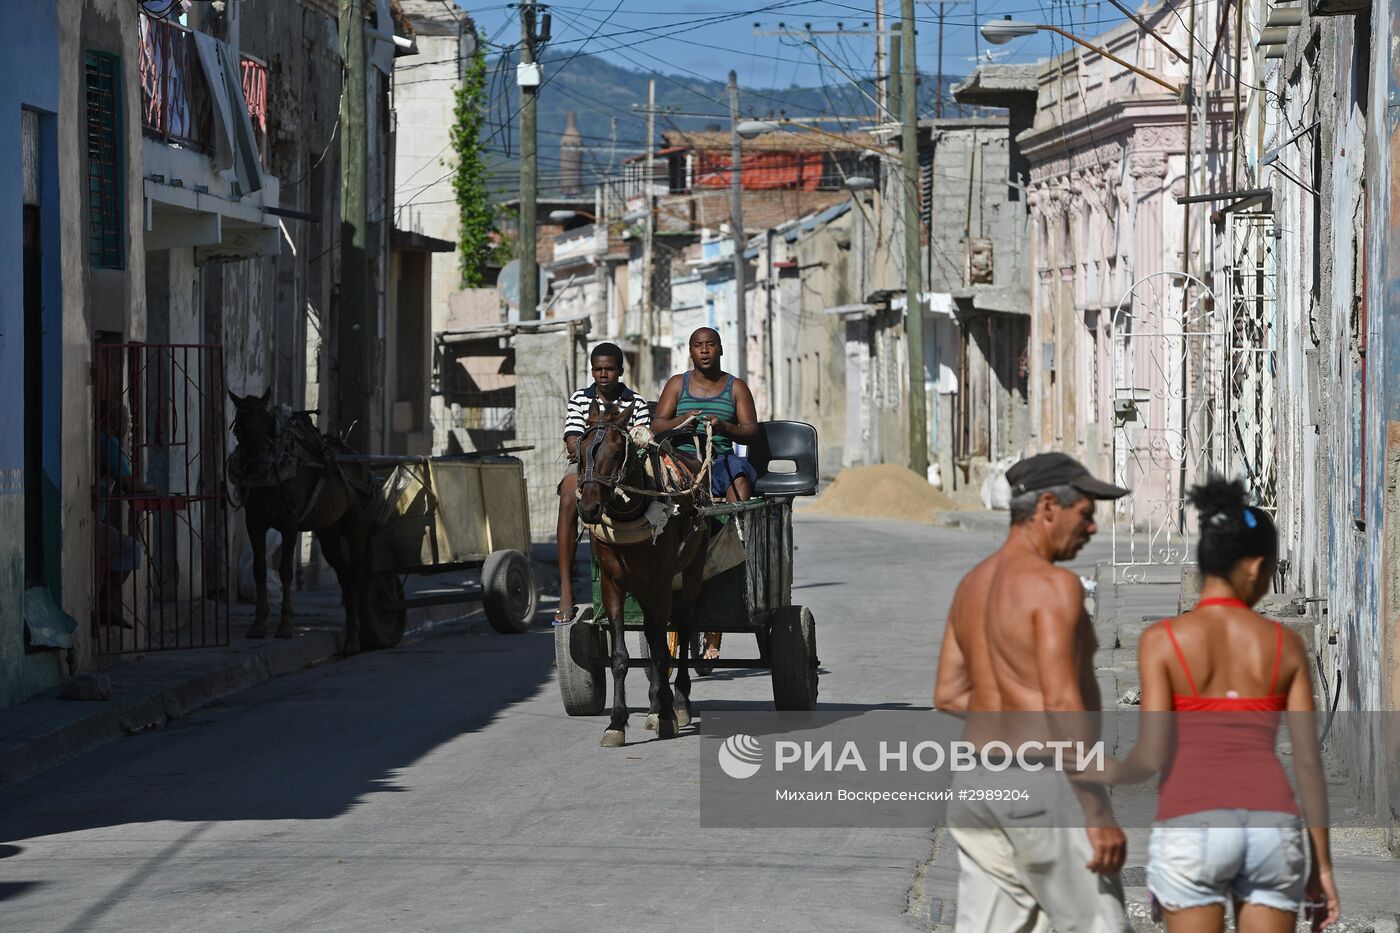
577;420;712;546
228;408;371;522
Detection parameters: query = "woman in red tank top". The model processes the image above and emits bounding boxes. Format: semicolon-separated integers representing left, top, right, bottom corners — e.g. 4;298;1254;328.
1077;477;1339;932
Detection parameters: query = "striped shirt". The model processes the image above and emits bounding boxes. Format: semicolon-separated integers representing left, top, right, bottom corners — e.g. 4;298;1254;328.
563;383;651;441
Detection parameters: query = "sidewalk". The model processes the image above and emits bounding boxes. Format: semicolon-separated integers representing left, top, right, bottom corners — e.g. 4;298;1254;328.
914;538;1400;933
0;549;562;788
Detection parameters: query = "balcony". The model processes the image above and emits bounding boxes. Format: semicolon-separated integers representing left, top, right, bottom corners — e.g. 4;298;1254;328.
138;12;279;262
139;13;267;167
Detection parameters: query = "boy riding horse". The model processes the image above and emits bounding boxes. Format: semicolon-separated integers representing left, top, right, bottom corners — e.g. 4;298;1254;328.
556;343;651;623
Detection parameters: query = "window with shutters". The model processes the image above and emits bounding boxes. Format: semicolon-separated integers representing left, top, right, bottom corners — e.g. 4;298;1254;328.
85;51;124;270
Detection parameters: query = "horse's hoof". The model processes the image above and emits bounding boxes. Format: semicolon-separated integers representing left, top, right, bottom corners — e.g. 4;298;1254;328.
275;622;293;639
600;729;626;748
245;625;266;639
344;639;361;657
645;713;659;732
657;717;677;740
675;706;691;730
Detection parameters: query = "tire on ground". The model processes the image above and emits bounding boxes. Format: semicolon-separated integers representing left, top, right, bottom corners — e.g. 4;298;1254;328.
770;605;818;710
482;549;539;634
361;571;407;650
555;615;605;715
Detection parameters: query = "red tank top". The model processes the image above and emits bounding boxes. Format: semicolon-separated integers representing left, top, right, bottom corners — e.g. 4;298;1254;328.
1155;597;1298;820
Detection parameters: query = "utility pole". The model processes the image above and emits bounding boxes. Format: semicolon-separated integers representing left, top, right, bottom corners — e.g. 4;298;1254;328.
728;70;748;385
889;23;902;117
518;1;540;320
874;0;886;118
935;1;945;119
900;0;928;477
638;79;656;389
337;0;370;442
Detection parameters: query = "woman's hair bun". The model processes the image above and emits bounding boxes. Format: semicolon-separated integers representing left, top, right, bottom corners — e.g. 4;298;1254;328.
1187;475;1248;522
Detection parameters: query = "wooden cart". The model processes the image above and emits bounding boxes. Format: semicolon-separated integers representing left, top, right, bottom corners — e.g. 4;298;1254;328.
357;453;540;648
554;422;821;713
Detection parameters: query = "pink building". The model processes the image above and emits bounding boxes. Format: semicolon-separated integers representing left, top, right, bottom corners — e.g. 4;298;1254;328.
1021;2;1233;556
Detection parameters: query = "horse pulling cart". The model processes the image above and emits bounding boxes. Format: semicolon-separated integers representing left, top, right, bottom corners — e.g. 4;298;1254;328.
354;453;540;648
554;421;821;715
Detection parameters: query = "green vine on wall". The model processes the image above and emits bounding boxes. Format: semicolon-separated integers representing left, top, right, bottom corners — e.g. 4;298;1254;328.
451;34;494;287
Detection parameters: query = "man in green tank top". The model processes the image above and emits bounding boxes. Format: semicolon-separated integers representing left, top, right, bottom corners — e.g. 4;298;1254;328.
653;327;760;660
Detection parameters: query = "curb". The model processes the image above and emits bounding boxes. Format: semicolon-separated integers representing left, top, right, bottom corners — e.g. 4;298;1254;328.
0;592;496;788
935;509;1007;535
0;629;344;787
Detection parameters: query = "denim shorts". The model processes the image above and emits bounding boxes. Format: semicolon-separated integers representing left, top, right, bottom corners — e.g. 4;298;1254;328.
1147;809;1307;915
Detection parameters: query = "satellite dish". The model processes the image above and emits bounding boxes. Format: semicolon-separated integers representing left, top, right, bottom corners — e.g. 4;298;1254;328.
496;259;548;318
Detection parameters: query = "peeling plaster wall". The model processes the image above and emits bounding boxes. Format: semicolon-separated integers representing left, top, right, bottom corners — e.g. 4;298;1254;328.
789;214;854;477
393;30;469;325
0;0;63;704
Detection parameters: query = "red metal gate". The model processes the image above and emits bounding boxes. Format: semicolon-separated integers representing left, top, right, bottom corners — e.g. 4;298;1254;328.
93;344;230;654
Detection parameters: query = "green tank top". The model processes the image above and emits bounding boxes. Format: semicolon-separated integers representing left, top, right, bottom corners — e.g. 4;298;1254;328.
676;371;736;454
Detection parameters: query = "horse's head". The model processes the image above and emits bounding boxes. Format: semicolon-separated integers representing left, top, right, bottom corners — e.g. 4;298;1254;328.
229;388;276;463
577;399;635;525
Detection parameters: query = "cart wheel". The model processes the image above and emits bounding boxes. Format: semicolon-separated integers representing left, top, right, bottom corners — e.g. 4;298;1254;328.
555;612;606;716
770;605;818;710
362;572;407;650
483;549;539;634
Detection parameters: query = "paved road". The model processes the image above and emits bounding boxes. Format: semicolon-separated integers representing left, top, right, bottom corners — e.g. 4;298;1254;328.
0;515;1000;933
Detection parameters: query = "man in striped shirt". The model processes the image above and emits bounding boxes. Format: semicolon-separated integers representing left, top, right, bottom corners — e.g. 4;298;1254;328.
557;342;651;621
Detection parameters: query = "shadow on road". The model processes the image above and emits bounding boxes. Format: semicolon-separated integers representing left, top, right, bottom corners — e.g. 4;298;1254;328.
0;616;557;846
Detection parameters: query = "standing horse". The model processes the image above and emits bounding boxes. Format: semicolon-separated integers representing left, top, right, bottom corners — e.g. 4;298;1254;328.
576;400;710;747
228;389;376;654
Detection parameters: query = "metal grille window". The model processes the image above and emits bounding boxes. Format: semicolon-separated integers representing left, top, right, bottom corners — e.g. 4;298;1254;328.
86;51;124;270
920;148;933;228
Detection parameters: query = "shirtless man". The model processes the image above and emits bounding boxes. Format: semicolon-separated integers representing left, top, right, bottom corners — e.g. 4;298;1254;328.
934;452;1132;933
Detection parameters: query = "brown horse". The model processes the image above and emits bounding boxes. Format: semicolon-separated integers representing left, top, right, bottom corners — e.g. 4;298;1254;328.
228;390;376;654
577;400;710;747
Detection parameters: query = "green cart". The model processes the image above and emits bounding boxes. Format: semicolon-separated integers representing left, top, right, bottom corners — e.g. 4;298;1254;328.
554;421;821;714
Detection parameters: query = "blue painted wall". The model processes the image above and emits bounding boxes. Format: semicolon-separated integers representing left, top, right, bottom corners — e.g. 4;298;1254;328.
0;0;63;705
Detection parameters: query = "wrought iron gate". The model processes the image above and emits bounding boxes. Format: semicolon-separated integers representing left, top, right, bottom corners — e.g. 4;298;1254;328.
1223;213;1279;512
93;344;230;653
1109;272;1226;582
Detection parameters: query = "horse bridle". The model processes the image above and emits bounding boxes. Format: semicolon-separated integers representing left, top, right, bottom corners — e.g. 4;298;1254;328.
578;422;634;501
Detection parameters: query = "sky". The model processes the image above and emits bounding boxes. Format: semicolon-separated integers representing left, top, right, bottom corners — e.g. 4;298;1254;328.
457;0;1137;92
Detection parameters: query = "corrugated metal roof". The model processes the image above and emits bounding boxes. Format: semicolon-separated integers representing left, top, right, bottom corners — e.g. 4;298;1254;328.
661;129;876;153
783;200;852;242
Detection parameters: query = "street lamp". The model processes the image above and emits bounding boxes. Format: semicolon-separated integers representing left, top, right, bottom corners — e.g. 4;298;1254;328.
548;209;596;223
844;175;876;191
736;120;781;140
980;15;1186;99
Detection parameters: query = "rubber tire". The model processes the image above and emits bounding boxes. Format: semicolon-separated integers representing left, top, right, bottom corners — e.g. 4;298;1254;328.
770;605;818;710
483;549;539;634
555;614;606;716
361;572;407;650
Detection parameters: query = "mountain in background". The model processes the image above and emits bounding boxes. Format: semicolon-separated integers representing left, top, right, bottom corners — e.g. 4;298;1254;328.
481;53;973;200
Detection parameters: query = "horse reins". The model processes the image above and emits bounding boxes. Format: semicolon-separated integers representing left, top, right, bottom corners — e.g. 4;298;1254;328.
578;416;716;505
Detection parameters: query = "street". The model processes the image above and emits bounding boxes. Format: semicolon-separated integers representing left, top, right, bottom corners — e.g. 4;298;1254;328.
0;515;980;933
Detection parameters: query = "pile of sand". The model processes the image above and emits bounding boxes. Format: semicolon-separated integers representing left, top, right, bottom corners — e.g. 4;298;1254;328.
805;463;961;524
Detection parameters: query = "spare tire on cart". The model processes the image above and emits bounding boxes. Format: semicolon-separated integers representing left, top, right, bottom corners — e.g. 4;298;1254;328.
555;609;606;715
